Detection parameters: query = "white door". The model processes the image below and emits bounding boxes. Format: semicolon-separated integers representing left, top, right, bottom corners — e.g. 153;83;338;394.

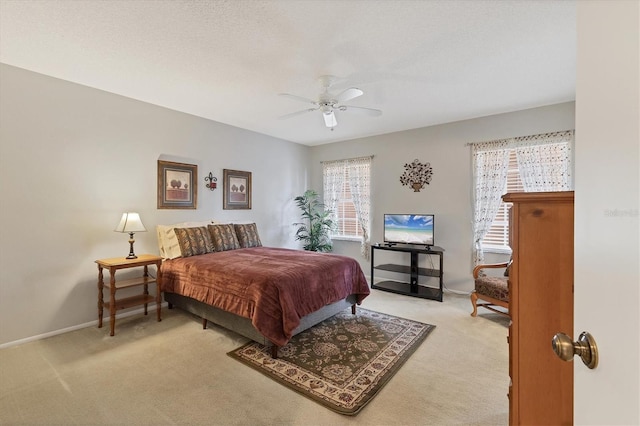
574;1;639;424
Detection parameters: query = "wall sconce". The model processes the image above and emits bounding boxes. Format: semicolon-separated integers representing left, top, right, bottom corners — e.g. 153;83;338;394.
205;172;217;190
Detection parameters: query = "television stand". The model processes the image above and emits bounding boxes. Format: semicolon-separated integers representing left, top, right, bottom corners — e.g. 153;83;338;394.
370;244;444;301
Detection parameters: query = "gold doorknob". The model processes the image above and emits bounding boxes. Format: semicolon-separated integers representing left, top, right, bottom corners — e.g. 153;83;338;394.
552;331;599;369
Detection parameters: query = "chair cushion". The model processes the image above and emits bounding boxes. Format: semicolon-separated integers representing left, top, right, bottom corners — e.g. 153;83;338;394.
475;276;509;302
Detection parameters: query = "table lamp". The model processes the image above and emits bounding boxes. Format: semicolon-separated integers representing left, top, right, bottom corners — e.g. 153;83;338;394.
114;212;147;259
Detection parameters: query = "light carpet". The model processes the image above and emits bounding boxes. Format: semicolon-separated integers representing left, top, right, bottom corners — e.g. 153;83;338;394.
0;291;509;425
229;308;435;415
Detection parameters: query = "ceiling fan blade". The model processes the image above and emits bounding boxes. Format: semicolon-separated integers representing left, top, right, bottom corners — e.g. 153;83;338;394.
340;105;382;116
323;111;337;128
278;93;317;105
278;108;318;120
334;87;363;103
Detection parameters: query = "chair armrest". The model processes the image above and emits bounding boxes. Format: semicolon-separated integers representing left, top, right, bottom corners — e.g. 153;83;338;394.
473;262;510;279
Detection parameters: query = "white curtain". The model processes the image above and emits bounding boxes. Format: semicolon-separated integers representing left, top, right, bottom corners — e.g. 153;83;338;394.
470;130;575;266
471;140;511;265
323;156;372;259
514;130;574;192
346;157;372;259
322;161;344;245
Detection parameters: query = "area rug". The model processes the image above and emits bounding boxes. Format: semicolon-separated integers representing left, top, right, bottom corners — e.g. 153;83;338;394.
228;308;435;415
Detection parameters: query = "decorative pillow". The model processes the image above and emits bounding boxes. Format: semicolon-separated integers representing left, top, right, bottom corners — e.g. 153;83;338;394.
234;223;262;248
208;224;241;251
157;220;216;259
174;227;215;257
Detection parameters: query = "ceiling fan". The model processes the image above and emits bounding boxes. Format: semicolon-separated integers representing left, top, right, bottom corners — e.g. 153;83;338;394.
278;75;382;130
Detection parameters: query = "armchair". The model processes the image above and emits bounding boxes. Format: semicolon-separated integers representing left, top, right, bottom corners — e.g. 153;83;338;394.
470;261;510;317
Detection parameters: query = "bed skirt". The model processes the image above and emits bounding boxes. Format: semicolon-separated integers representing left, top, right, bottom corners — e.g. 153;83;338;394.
164;292;358;348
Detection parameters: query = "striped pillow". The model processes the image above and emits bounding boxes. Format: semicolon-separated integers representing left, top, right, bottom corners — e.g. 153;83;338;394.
174;227;215;257
208;224;240;251
157;220;215;259
234;223;262;248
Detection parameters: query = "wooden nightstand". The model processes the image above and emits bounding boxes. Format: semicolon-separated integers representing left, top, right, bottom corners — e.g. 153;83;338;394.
95;254;163;336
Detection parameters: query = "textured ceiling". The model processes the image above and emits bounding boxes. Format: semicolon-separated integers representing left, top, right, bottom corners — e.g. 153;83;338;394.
0;0;576;146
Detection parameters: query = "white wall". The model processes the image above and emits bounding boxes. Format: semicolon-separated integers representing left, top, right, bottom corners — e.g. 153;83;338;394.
574;1;639;422
0;64;309;345
309;102;576;292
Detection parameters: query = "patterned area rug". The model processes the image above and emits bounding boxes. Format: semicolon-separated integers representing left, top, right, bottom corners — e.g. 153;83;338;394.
228;308;435;415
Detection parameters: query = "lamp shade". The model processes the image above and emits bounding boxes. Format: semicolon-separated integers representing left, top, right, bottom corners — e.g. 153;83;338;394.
114;212;147;233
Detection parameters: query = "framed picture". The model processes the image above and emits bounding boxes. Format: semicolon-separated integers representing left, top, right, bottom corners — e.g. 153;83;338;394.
223;169;252;210
157;160;197;209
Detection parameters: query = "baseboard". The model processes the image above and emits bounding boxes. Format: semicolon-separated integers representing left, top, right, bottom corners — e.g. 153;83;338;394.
444;287;471;296
0;302;169;350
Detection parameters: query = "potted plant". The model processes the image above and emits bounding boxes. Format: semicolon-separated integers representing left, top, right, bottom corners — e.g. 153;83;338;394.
293;189;335;252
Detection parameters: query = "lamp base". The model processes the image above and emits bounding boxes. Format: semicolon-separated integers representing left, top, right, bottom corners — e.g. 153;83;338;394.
127;232;137;259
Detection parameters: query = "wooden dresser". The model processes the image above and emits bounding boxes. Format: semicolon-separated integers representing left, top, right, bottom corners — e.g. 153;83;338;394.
503;191;574;425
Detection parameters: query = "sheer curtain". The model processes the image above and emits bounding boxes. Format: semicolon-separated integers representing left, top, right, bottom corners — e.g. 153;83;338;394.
471;140;511;265
322;161;344;229
470;130;575;266
322;156;372;259
346;157;372;259
514;130;574;191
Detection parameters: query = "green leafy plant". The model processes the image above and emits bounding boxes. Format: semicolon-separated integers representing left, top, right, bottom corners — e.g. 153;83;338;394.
294;189;335;252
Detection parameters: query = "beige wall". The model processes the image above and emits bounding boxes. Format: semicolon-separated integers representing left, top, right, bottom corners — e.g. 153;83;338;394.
0;64;310;345
310;102;576;292
0;62;576;346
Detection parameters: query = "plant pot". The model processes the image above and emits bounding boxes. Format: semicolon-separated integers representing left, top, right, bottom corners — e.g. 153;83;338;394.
411;182;423;192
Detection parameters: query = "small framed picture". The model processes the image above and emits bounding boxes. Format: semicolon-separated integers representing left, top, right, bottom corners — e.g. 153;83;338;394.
223;169;251;210
157;160;197;209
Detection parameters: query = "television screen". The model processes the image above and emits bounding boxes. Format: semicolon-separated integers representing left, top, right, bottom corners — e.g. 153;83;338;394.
384;214;435;246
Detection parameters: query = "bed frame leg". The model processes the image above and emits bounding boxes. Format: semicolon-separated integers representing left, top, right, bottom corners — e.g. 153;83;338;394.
202;318;207;329
352;304;356;315
271;345;279;359
168;302;173;309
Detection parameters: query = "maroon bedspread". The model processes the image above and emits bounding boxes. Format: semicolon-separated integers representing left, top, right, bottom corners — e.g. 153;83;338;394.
159;247;370;346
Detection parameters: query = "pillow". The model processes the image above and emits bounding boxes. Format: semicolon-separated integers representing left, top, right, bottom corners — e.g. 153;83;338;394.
234;223;262;248
174;227;215;257
156;220;216;259
208;224;241;251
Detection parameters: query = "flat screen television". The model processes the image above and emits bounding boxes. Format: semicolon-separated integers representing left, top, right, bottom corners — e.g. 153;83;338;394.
383;214;435;247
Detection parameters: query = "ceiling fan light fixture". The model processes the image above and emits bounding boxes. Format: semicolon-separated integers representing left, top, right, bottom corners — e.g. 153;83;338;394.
323;111;337;128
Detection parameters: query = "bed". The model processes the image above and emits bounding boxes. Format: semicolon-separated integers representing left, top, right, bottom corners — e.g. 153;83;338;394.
156;222;370;356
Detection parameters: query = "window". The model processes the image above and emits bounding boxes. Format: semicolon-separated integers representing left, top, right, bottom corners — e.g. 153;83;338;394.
322;157;371;246
471;130;574;262
481;150;524;252
334;167;363;238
